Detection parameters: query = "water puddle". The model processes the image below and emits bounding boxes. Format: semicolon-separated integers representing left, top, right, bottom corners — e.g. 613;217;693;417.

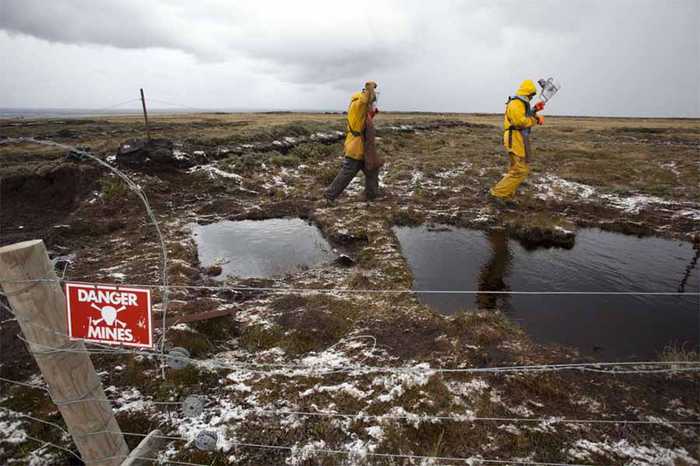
394;226;699;360
191;218;334;279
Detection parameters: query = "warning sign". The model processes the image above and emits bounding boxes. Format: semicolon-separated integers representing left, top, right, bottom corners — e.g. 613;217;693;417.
66;283;152;348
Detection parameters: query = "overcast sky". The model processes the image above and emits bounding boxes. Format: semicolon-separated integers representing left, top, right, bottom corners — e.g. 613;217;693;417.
0;0;698;117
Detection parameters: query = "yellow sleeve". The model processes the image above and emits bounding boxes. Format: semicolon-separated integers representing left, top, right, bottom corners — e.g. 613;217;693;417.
507;101;536;128
347;92;369;134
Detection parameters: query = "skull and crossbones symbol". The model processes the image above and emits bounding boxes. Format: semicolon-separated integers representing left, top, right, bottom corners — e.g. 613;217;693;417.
90;303;127;327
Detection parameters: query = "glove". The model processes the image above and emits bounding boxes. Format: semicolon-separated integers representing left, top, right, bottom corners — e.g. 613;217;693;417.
533;101;545;112
536;115;545;125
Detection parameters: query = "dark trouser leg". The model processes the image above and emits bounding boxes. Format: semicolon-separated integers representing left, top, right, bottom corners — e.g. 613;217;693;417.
325;157;362;200
362;164;379;200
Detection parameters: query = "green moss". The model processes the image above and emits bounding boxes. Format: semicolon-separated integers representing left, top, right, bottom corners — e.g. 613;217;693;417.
269;154;301;167
0;386;45;413
190;316;239;342
101;175;129;202
168;329;214;357
391;208;425;226
239;324;286;352
227;153;263;173
316;165;338;185
289;142;335;162
169;365;219;388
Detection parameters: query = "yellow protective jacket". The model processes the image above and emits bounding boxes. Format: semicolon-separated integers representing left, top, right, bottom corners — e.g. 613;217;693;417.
344;90;371;160
502;80;538;158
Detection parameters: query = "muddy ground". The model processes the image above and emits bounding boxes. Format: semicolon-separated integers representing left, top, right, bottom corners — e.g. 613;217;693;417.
1;112;699;465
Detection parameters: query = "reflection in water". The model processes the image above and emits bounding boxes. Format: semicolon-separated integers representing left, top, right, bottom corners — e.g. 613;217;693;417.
190;218;334;279
678;245;699;292
477;230;512;310
394;225;700;360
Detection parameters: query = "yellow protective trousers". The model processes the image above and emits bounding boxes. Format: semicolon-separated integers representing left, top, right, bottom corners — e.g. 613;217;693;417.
490;152;530;199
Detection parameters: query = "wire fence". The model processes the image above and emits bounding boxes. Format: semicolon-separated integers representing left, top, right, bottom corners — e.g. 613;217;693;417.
1;127;699;466
0;407;659;466
3;276;699;297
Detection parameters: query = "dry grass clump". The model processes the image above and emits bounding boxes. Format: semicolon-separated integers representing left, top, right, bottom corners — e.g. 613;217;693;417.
659;343;700;362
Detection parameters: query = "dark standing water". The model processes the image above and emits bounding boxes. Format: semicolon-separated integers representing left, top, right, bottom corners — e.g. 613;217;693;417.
191;218;334;279
394;226;700;360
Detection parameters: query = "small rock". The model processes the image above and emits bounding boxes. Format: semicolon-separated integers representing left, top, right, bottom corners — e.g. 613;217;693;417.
116;138;192;169
334;254;355;267
205;265;223;276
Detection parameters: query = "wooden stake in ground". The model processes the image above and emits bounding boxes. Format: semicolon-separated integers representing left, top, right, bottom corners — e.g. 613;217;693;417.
140;88;150;140
0;240;129;466
120;429;164;466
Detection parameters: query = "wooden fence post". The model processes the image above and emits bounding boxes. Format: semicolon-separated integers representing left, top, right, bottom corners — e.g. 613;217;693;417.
0;240;129;466
120;429;164;466
140;88;150;140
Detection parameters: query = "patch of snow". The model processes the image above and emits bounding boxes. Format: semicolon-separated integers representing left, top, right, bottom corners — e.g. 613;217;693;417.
660;161;681;176
373;365;433;403
228;382;252;393
574;396;602;413
366;425;384;441
508;404;534;417
171;323;194;332
554;225;575;235
674;209;700;221
301;349;351;370
173;149;189;160
567;439;697;465
189;165;243;181
343;437;375;461
447;378;490;399
534;175;596;201
472;208;494;223
301;382;371;400
109;272;127;281
0;418;27;444
499;424;522;435
286;440;328;465
114;388;145;413
599;193;674;214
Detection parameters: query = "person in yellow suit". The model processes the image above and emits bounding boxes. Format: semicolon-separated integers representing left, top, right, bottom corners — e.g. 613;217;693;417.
489;79;545;204
325;81;379;202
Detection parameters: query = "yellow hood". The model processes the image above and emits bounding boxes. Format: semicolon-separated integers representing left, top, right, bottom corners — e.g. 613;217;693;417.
515;80;537;97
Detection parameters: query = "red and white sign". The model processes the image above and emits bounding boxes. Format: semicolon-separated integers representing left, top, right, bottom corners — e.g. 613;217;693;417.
65;283;152;348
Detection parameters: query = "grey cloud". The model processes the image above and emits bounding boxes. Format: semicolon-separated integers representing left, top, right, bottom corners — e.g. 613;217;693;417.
0;0;414;84
0;0;188;51
0;0;697;116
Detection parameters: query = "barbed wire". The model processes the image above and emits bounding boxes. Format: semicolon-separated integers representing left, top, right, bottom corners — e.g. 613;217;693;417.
2;134;698;466
0;137;172;379
10;331;700;376
250;407;700;427
3;293;699;377
3;379;697;428
5;409;607;466
147;98;213;113
88;98;143;114
3;276;699;296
